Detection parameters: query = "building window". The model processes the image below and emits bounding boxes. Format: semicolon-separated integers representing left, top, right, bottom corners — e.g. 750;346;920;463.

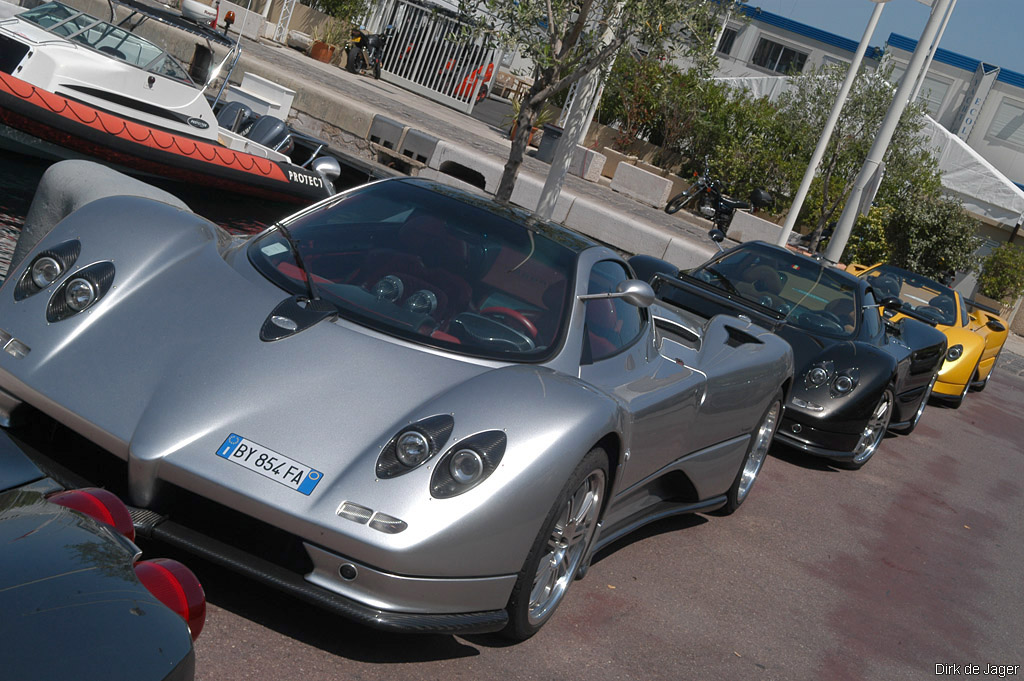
988;98;1024;147
821;55;849;68
750;37;807;74
889;66;950;116
717;27;738;56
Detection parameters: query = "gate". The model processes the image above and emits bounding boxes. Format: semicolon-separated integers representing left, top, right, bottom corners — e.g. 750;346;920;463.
363;0;502;114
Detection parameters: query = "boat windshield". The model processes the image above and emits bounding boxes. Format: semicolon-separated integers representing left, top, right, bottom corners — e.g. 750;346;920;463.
248;180;580;362
19;2;194;85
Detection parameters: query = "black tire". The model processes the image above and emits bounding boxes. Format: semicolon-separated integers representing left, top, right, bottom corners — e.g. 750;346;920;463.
665;188;695;214
503;447;608;641
345;47;358;73
840;386;894;470
721;390;783;515
372;59;381;80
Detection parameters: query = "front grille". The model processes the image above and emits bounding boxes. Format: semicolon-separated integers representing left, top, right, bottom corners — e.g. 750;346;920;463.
0;35;30;74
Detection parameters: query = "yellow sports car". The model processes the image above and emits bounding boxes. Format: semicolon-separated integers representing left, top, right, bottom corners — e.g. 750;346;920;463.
848;263;1009;408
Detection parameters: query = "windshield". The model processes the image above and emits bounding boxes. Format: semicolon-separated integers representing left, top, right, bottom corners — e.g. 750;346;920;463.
692;244;860;338
248;181;579;361
19;2;195;85
862;264;958;326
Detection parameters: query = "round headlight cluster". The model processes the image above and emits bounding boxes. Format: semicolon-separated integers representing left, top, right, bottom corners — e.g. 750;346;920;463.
833;374;855;394
65;278;98;312
31;256;62;289
946;344;963;362
396;430;430;467
808;366;829;387
449;449;484;485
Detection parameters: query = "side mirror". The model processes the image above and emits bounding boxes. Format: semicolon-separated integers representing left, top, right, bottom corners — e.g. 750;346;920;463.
578;280;656;309
879;296;903;312
708;229;725;243
987;318;1006;332
616;280;656;308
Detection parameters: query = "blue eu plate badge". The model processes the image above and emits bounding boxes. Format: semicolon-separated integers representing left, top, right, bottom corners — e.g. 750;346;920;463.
216;433;323;495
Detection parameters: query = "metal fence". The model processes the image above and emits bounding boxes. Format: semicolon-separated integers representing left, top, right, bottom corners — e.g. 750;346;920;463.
363;0;501;114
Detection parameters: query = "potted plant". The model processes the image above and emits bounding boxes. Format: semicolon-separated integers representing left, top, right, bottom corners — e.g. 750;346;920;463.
976;242;1024;314
504;98;556;147
309;21;337;63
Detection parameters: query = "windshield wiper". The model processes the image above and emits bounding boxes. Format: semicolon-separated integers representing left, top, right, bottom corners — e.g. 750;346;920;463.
273;222;335;312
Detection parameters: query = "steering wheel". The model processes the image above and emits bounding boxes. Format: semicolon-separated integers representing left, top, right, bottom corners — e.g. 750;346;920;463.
480;306;538;339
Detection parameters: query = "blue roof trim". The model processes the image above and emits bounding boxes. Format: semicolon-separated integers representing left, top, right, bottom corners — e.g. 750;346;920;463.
737;5;880;57
887;34;1024;90
1016;182;1024;193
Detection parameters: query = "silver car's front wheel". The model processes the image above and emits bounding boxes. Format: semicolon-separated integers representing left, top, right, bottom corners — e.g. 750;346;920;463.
722;391;783;514
847;387;894;469
503;448;607;640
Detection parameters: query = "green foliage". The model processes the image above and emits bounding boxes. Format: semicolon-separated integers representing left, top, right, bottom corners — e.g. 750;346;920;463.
310;0;367;21
843;205;894;267
457;0;740;201
977;242;1024;302
598;50;671;147
881;196;979;279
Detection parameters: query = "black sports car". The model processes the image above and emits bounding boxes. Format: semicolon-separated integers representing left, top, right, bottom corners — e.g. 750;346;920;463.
631;236;947;469
0;432;205;680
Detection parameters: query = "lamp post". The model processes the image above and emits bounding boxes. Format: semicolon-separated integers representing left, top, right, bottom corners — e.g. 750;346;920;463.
776;0;892;247
824;0;955;263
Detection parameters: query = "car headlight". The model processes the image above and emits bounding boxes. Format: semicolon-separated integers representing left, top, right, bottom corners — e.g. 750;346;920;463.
14;240;81;301
449;448;484;485
804;360;834;389
376;414;454;478
946;344;963;362
431;431;506;498
832;372;858;395
46;261;115;322
395;430;430;467
31;256;62;289
64;278;97;312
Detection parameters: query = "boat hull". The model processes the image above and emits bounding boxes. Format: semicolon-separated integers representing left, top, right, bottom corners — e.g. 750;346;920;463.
0;72;332;205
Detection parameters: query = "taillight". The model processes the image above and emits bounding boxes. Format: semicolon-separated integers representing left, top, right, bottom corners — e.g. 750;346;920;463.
48;487;135;541
134;559;207;640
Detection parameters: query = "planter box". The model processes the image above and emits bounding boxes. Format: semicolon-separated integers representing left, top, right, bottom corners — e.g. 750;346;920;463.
610;163;672;208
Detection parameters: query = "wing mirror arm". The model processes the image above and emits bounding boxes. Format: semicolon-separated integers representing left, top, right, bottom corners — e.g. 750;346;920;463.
579;280;656;308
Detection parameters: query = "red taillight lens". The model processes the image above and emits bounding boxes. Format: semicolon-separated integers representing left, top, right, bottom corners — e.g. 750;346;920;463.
48;487;135;541
134;559;206;640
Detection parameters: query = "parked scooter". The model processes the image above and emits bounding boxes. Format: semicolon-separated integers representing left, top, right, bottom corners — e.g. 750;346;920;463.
346;26;391;80
665;160;773;233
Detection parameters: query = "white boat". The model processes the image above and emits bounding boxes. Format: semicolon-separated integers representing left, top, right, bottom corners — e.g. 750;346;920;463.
0;0;341;203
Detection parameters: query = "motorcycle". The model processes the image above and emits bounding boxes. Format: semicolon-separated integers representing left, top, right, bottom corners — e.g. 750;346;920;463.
665;160;773;234
346;26;391;80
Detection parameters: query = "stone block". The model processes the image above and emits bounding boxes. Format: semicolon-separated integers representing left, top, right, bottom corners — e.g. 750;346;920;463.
726;210;783;244
568;147;606;183
400;129;439;164
508;174;574;223
428;140;504;193
562;197;671;258
660;237;717;270
610;163;673;208
600;147;637;179
368;115;407;150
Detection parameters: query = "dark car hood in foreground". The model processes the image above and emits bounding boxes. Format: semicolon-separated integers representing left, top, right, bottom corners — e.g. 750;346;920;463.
0;487;195;681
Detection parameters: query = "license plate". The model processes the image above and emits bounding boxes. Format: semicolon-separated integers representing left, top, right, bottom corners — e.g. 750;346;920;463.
215;434;323;495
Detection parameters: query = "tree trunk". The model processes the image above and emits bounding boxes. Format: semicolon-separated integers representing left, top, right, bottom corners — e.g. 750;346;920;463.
495;83;545;204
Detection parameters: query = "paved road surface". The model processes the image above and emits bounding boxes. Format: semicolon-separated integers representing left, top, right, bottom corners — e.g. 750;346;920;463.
139;354;1024;681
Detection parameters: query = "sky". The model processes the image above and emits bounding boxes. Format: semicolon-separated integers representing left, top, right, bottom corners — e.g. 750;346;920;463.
751;0;1024;75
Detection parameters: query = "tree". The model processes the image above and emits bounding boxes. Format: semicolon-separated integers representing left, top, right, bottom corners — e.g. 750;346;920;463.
457;0;739;203
777;63;941;251
977;242;1024;303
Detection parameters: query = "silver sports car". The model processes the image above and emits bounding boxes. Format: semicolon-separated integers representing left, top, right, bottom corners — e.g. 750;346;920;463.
0;177;792;639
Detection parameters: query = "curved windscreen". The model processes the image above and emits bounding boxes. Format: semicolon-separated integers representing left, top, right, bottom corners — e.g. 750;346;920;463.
248;181;579;361
19;2;195;84
691;243;861;338
862;264;958;326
